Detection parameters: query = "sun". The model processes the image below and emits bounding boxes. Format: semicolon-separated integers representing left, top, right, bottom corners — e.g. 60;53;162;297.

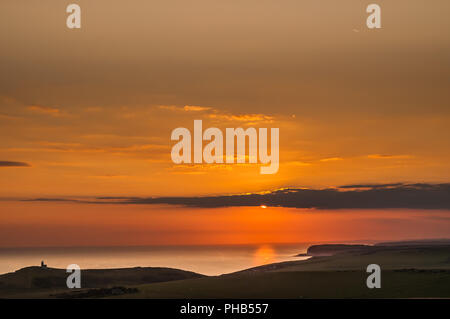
260;205;267;209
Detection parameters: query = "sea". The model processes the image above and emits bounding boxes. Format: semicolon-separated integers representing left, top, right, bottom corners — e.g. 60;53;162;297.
0;243;313;276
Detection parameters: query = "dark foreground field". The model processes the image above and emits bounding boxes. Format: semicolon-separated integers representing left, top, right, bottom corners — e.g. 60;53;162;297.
119;270;450;299
1;241;449;298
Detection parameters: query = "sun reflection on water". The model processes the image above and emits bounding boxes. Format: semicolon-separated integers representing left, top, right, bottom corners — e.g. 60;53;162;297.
252;245;276;266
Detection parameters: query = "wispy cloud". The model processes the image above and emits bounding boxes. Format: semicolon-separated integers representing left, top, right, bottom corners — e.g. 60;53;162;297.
338;183;404;189
18;183;450;210
183;105;212;111
319;157;343;162
158;105;211;112
287;161;312;167
0;113;23;120
367;154;414;159
0;161;30;167
27;105;62;117
207;113;274;124
158;104;275;125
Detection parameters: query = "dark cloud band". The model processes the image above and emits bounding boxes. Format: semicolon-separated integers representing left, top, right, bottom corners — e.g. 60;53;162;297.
21;183;450;210
0;161;30;167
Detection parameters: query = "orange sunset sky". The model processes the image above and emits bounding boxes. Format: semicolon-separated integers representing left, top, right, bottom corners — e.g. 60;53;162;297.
0;1;449;246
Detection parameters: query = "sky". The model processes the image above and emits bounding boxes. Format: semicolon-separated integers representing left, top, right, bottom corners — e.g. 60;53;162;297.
0;1;449;246
1;202;450;247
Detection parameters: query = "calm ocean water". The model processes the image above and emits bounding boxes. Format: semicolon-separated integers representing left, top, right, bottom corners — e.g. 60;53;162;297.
0;243;312;276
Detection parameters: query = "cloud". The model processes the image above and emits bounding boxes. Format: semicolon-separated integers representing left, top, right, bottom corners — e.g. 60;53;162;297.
207;113;274;124
158;104;275;124
338;183;404;189
319;157;343;162
287;161;312;167
183;105;212;112
158;105;179;111
20;183;450;210
158;105;211;112
83;107;103;113
88;174;131;179
0;113;23;120
27;105;61;117
0;161;30;167
367;154;414;159
4;141;169;157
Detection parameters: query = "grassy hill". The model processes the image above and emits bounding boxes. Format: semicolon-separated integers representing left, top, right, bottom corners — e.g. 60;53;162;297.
0;266;203;298
242;245;450;273
118;270;450;299
1;241;449;298
117;245;450;299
